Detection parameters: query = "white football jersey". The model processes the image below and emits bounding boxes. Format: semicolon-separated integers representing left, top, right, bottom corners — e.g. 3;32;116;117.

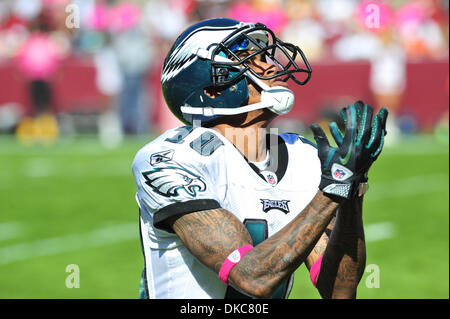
132;126;321;299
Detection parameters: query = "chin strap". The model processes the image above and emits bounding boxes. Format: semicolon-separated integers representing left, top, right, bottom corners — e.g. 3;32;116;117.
251;75;295;115
180;87;293;116
180;75;295;117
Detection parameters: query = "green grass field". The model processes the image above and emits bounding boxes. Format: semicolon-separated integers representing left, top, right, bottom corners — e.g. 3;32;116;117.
0;133;448;299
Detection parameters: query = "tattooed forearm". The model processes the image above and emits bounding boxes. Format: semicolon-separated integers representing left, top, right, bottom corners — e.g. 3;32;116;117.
306;216;335;267
170;191;340;298
170;208;252;273
316;196;366;299
230;191;339;298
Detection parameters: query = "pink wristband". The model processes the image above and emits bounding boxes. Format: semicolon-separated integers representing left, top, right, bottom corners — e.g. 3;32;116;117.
219;244;253;284
310;256;323;288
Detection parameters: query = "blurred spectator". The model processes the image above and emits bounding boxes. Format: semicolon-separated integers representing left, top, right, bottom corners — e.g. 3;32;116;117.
143;0;189;41
281;0;327;62
13;1;69;145
112;2;154;135
333;1;407;144
92;30;124;147
228;0;288;33
0;0;448;141
11;0;43;22
15;7;65;112
92;35;123;103
143;0;192;133
188;0;229;22
370;29;407;144
396;0;448;60
16;32;63;108
316;0;357;24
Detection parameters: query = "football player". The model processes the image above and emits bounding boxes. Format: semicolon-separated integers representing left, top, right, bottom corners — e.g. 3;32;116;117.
133;18;388;299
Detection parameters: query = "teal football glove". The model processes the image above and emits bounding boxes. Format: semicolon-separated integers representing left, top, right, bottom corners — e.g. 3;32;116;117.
310;102;388;199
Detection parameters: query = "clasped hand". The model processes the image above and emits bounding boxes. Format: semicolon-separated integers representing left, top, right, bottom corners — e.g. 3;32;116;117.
310;101;388;199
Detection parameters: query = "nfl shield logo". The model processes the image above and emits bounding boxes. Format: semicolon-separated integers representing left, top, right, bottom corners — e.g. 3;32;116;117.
333;169;345;179
261;171;278;186
331;163;353;181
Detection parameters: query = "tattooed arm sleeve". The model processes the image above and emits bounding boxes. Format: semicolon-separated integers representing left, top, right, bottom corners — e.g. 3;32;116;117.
169;191;339;298
312;196;366;299
305;216;335;270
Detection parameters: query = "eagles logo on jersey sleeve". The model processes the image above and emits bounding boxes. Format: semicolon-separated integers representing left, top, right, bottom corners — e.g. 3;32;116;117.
142;166;206;198
133;127;224;234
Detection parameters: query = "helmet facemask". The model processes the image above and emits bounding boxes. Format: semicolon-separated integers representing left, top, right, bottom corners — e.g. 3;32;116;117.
210;22;312;89
181;22;312;118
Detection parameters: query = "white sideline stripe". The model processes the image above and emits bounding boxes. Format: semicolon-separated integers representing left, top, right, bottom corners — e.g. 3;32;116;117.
0;174;445;264
365;173;448;201
364;222;396;242
382;145;449;155
0;219;394;267
21;157;131;178
0;158;131;180
0;223;138;266
0;222;24;242
24;158;54;178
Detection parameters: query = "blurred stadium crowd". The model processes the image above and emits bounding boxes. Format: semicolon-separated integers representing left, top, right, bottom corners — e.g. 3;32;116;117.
0;0;448;146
